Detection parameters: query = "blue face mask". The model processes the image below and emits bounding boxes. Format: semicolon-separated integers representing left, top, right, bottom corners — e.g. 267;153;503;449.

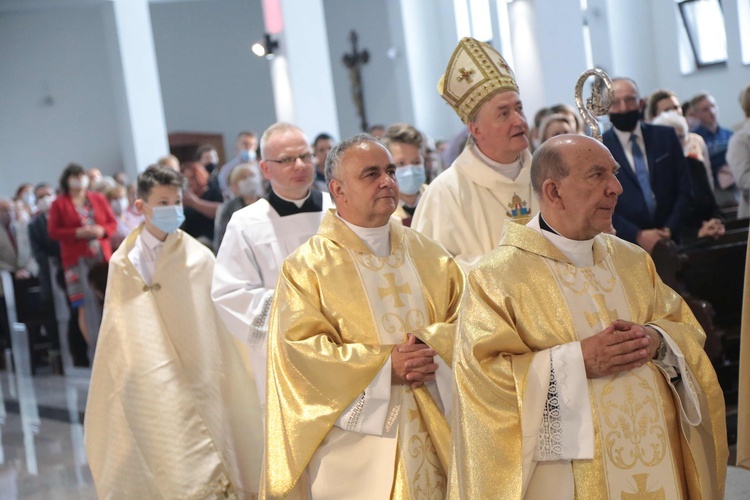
395;164;426;195
150;205;185;234
240;149;257;162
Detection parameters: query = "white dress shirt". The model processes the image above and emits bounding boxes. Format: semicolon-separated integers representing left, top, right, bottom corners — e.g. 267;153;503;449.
613;124;650;173
128;227;164;286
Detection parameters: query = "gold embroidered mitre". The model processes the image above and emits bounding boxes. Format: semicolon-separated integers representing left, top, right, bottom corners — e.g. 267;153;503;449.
438;37;519;124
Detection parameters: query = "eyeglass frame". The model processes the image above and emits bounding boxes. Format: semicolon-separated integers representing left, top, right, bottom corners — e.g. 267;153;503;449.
264;151;315;165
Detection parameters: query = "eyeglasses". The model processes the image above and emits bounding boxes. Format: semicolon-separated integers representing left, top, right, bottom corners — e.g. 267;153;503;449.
266;152;314;165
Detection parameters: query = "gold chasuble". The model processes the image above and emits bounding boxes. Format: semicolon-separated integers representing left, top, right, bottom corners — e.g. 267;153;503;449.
450;221;727;499
263;211;464;499
737;236;750;470
85;227;264;498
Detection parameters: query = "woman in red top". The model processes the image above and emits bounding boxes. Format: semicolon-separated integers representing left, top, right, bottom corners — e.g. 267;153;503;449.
48;163;117;345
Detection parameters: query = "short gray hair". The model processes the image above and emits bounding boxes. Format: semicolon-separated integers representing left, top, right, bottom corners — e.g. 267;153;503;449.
260;122;305;159
324;133;379;185
530;140;570;196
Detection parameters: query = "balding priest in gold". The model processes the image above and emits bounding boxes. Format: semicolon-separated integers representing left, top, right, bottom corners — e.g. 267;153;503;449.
412;37;538;271
450;135;727;498
263;134;465;499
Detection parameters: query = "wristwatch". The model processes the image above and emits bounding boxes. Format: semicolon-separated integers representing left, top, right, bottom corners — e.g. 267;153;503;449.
655;333;668;361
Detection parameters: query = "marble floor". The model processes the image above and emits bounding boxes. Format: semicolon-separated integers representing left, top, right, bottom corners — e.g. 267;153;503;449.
0;371;749;499
0;372;95;499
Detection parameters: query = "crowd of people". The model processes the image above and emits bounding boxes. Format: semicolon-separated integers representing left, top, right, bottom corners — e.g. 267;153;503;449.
1;35;747;498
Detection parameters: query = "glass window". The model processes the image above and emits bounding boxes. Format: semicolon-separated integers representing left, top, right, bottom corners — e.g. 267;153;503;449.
677;0;728;68
738;0;750;64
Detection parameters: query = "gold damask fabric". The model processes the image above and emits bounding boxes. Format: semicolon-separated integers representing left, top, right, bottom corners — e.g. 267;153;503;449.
449;221;727;499
85;227;263;499
737;236;750;469
263;210;464;499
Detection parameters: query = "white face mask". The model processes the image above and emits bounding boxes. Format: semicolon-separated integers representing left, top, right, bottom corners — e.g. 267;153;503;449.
111;198;129;216
36;195;56;213
237;175;263;198
68;176;89;190
240;149;257;162
21;192;36;207
395;164;426;195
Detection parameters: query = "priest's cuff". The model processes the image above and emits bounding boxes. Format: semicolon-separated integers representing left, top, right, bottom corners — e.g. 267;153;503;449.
248;290;274;349
534;342;594;461
334;357;392;436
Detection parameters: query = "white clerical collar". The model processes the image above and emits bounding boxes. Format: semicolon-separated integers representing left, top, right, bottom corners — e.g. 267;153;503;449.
336;212;391;257
141;226;165;249
275;190;310;208
528;214;595;267
472;143;522;181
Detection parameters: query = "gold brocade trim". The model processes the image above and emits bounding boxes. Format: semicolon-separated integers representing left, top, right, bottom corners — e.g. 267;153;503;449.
399;387;446;499
441;38;519;124
599;372;667;470
383;310;427;337
353;246;407;271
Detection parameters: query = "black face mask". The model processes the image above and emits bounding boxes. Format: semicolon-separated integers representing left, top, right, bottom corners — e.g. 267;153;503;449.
609;109;642;132
205;162;217;173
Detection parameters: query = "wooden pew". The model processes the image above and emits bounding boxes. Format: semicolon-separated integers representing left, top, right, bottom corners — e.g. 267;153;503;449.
680;235;747;405
681;238;746;329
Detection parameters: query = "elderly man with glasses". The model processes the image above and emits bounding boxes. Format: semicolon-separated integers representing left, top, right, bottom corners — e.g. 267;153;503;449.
212;122;333;415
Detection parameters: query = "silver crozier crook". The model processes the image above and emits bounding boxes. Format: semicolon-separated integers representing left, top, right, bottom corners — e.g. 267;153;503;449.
574;68;614;142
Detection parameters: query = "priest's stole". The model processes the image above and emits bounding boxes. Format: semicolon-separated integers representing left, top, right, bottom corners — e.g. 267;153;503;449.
546;257;688;499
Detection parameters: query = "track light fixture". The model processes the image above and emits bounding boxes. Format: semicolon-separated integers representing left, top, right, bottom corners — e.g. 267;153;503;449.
252;33;279;59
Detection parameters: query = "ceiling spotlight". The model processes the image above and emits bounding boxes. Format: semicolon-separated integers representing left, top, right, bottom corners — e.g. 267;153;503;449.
252;33;279;59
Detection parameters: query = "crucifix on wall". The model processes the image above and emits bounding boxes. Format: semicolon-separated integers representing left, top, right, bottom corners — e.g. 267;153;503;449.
343;30;370;132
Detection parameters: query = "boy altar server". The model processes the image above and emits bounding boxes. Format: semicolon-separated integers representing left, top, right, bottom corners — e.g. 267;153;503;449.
85;166;263;498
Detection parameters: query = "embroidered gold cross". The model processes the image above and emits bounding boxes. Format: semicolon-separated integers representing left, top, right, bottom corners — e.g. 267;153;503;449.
584;293;618;328
622;474;665;500
377;273;411;308
457;67;475;83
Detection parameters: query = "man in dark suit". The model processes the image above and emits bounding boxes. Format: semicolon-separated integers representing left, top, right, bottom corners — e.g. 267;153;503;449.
603;77;692;253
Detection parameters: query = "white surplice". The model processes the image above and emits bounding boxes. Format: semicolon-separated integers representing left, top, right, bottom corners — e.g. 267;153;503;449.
212;190;333;404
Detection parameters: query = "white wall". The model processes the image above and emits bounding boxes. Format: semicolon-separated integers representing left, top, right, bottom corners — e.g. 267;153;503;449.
3;0;750;200
0;5;122;197
149;0;277;158
399;0;464;141
323;0;412;139
273;0;340;140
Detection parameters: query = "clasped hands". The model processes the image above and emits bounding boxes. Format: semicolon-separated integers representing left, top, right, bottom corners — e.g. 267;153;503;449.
391;333;438;389
76;224;105;240
580;319;661;378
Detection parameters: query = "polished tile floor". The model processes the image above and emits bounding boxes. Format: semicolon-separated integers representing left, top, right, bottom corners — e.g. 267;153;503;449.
0;370;749;498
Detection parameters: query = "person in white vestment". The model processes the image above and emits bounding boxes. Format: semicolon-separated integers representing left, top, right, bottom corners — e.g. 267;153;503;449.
262;134;464;499
85;166;262;498
212;122;333;406
449;135;727;499
412;37;538;271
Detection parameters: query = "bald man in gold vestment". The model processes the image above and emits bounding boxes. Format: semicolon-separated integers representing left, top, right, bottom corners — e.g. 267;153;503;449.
450;136;727;499
263;135;464;499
